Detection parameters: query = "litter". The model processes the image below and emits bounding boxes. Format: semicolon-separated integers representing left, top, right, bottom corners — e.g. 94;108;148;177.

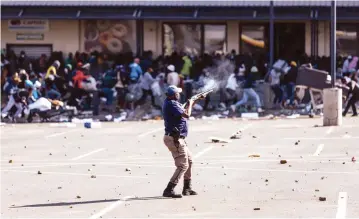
8;160;13;163
249;154;260;158
287;114;300;119
352;157;356;162
210;137;231;143
253;208;260;211
84;122;102;129
280;160;287;164
241;113;259;119
319;197;326;201
105;114;113;121
50;123;76;128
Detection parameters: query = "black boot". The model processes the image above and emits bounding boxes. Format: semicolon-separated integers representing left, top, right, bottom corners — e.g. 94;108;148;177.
182;179;198;196
163;182;182;198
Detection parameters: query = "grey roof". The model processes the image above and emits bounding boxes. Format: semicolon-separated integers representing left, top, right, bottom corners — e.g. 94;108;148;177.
1;0;359;7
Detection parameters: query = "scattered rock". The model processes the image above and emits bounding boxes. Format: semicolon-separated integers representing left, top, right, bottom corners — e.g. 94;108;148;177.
49;153;52;156
280;160;287;164
289;165;292;167
69;206;73;208
24;146;27;148
342;162;345;164
76;195;81;199
253;208;260;211
8;160;13;163
92;164;96;166
196;144;199;147
321;176;325;180
230;135;241;139
88;169;92;171
314;124;319;127
224;173;227;175
192;206;196;211
252;136;257;138
37;171;42;175
319;197;326;201
265;179;268;182
91;175;96;178
295;141;299;145
278;155;281;157
352;157;356;162
248;154;260;158
21;164;24;166
125;168;131;172
315;189;319;192
292;189;295;191
58;187;62;189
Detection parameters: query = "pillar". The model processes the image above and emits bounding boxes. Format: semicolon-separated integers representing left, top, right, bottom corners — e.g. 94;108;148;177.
323;88;342;126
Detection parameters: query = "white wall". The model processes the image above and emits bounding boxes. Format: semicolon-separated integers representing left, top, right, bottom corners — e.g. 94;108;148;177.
1;20;80;56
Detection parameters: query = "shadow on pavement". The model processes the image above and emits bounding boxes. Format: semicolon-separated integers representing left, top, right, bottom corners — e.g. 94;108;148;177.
10;196;169;208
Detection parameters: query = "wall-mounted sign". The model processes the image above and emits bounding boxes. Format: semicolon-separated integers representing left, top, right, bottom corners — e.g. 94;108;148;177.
8;19;49;32
16;33;44;41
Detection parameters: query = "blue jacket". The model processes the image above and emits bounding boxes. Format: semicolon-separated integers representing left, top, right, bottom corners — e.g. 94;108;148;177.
129;63;143;82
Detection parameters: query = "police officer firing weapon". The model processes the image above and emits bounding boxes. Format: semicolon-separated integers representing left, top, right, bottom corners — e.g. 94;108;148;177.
162;85;213;198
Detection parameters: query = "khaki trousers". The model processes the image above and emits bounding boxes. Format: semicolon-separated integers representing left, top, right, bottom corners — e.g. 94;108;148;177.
163;135;192;185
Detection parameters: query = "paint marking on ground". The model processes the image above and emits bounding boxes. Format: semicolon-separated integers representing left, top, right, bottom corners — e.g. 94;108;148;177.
313;144;324;156
1;170;148;179
326;126;335;135
88;196;133;219
71;148;105;161
45;129;78;138
342;134;351;139
137;127;163;138
336;192;347;219
194;146;214;159
284;137;359;140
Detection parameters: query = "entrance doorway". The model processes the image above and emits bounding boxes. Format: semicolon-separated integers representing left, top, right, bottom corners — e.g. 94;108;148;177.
274;23;305;61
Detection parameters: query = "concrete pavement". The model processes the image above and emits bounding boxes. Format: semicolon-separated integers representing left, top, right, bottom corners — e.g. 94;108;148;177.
1;117;359;218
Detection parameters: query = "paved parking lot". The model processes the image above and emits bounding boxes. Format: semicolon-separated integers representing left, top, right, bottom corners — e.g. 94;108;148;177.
1;117;359;218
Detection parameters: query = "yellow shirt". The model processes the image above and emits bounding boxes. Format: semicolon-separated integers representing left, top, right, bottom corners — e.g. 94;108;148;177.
45;66;57;79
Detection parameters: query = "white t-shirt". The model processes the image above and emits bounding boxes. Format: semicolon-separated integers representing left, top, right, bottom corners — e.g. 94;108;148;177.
225;73;238;91
167;72;180;86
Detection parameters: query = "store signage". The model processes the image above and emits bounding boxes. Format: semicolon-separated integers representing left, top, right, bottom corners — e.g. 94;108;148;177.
8;19;49;32
16;33;44;41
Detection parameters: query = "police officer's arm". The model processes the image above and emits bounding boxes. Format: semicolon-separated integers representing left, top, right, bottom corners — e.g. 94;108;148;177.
173;99;194;119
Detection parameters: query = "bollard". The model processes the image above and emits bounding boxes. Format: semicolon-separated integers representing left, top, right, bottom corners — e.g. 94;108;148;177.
323;88;342;126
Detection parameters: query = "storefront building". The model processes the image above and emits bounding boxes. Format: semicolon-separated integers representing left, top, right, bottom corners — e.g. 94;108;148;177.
1;1;359;62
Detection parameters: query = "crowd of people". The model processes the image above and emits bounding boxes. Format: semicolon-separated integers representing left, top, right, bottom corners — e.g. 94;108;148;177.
1;49;358;122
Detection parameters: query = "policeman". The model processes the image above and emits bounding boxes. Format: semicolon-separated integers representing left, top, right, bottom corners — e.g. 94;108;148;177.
162;85;198;198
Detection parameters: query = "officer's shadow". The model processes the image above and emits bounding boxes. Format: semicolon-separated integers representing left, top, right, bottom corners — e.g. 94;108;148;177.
10;196;170;208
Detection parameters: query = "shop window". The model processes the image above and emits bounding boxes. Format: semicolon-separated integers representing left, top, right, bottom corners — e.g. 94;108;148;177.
84;20;136;54
240;25;267;55
204;25;227;55
163;24;201;56
336;24;358;57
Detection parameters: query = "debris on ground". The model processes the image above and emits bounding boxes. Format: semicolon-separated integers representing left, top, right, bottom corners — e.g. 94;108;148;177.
253;208;260;210
24;146;26;148
88;169;92;171
315;189;319;192
294;140;300;145
8;160;13;163
76;195;81;199
352;157;356;162
252;136;257;138
92;164;96;166
192;206;197;211
248;154;260;158
280;160;287;164
58;187;62;189
265;179;268;182
230;134;241;139
314;124;319;127
49;153;52;155
125;168;131;172
319;197;326;201
21;164;24;166
37;171;42;175
210;137;231;143
295;180;298;183
69;206;73;208
196;144;199;147
321;176;325;180
289;165;292;167
342;162;345;164
91;175;96;178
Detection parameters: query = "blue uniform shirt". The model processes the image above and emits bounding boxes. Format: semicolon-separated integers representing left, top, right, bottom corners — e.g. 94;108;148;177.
162;98;188;137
